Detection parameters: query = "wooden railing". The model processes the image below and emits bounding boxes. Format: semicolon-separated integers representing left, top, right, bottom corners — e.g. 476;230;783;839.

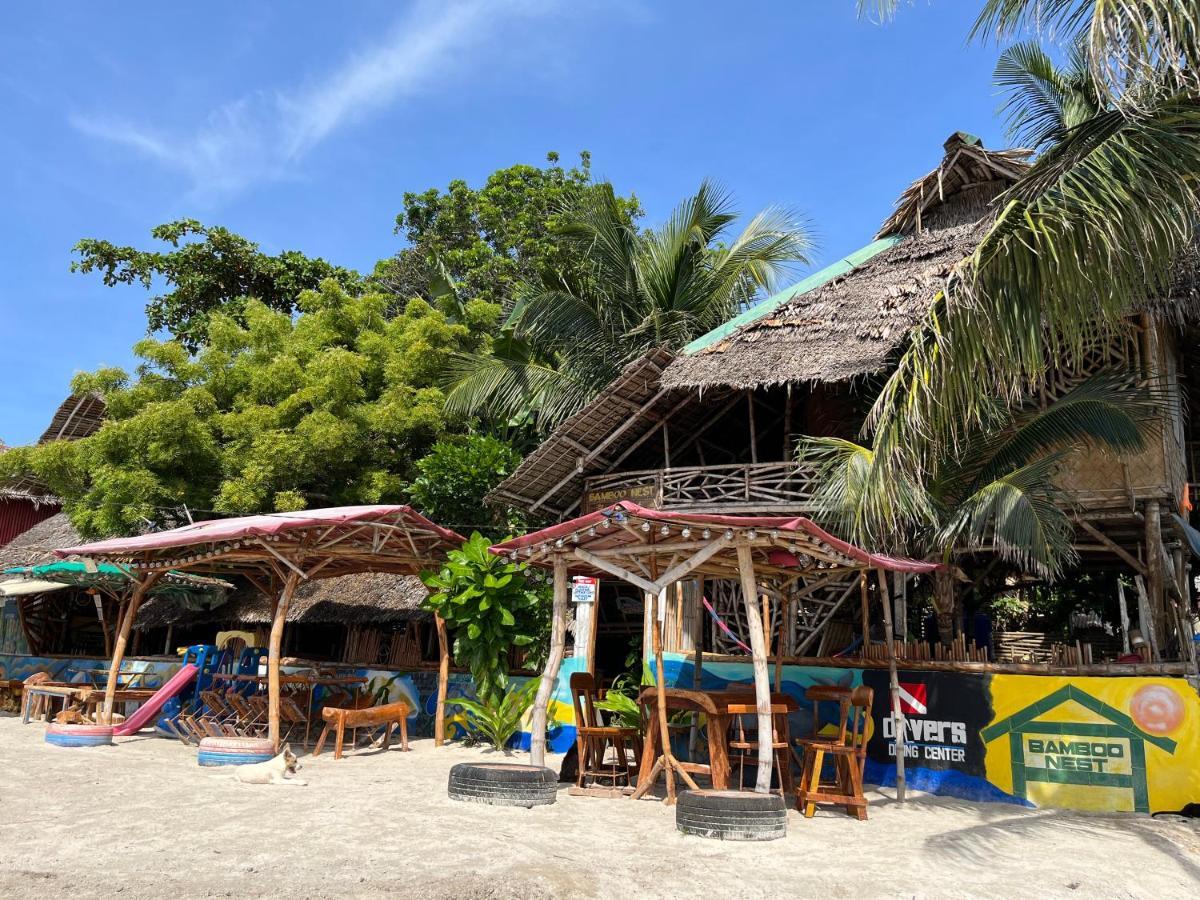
582;461;820;514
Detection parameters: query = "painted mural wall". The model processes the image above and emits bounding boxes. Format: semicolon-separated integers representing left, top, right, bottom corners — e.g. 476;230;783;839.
653;653;1200;814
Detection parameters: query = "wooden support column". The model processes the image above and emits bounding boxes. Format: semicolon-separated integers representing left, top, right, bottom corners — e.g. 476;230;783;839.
434;614;450;747
736;543;774;793
860;575;871;653
876;570;906;803
1145;500;1166;651
530;554;569;768
267;570;303;752
100;572;162;724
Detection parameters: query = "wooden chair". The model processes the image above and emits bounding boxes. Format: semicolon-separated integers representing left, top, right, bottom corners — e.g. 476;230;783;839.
727;703;793;795
570;672;640;792
794;685;873;820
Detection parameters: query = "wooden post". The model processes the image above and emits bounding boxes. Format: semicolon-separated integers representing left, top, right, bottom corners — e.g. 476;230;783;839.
860;574;871;654
267;571;303;752
747;391;758;464
1117;579;1132;655
434;614;449;747
736;543;774;793
650;588;678;803
689;579;704;758
877;569;906;802
100;572;162;724
530;554;569;768
1145;500;1166;651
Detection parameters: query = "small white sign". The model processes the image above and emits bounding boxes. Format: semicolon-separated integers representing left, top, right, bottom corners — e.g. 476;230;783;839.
571;576;598;604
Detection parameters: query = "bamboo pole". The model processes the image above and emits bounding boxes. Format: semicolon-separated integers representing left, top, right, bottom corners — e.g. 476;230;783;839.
267;571;302;752
651;588;677;803
434;613;450;747
100;572;162;724
737;543;774;793
876;569;906;802
530;554;569;768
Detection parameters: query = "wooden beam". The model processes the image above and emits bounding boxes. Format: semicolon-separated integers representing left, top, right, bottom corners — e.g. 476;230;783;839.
1074;518;1147;576
267;571;303;752
877;569;906;803
736;542;774;793
572;547;659;595
530;555;569;767
434;614;449;747
100;572;163;724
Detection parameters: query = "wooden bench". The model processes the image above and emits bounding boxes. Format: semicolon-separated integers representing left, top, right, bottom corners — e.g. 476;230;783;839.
313;700;411;759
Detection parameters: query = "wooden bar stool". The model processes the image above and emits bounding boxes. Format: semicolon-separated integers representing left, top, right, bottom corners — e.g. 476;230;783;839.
794;685;873;820
727;702;793;795
570;673;640;792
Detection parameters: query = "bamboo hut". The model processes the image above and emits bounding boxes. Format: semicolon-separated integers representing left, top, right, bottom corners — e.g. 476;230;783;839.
490;132;1200;675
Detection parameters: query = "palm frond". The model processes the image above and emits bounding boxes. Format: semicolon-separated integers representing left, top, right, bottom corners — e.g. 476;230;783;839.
940;453;1076;579
441;351;599;431
995;41;1083;149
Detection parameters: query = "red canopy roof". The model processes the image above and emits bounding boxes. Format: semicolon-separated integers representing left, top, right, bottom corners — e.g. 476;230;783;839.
490;501;937;576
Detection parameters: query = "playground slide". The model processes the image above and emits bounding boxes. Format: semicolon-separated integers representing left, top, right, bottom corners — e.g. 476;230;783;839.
112;664;198;736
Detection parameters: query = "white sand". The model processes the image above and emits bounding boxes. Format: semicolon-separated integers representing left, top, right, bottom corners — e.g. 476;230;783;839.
0;714;1196;899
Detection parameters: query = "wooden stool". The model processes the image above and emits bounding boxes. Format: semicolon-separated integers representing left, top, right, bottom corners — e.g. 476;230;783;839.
727;703;793;795
795;685;872;820
314;700;411;759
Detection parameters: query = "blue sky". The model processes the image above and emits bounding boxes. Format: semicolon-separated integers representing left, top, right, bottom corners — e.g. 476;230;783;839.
0;1;1010;444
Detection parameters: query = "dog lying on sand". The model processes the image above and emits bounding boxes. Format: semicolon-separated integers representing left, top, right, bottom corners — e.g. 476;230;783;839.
222;745;307;786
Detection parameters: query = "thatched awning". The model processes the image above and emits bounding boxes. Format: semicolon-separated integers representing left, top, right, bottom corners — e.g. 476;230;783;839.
39;393;106;443
487;349;736;519
136;572;430;630
0;512;82;570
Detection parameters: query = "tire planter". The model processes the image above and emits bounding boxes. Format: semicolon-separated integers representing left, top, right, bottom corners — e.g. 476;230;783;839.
676;789;787;842
447;762;557;808
197;736;276;767
45;723;114;748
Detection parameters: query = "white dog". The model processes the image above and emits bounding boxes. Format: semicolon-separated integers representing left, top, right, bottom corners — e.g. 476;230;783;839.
223;745;307;786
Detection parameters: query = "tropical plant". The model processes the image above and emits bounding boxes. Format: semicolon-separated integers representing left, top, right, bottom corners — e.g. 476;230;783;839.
406;434;525;533
0;280;494;538
452;678;539;750
848;0;1200;541
798;372;1159;644
73;219;358;351
443;181;813;433
420;532;550;706
994;38;1106;151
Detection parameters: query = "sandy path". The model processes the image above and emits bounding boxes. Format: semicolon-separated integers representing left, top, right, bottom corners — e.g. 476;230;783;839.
0;714;1196;899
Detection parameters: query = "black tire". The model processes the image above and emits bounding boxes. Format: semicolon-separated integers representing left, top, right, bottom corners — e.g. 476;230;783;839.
447;762;558;808
676;789;787;841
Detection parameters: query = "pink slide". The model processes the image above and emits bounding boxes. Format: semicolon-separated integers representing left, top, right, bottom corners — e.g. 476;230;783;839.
112;664;198;736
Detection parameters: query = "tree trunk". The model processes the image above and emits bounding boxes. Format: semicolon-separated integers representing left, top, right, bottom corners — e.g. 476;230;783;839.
529;555;568;768
932;567;956;647
100;573;162;724
267;571;302;753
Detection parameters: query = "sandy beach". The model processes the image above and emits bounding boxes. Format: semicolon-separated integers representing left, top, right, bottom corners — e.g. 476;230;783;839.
0;714;1196;899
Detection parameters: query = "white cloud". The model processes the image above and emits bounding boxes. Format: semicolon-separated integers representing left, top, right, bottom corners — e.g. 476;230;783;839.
69;0;570;202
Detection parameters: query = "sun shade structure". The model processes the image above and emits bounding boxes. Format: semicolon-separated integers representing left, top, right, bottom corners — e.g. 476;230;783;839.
491;501;937;801
5;561;230;600
56;505;464;748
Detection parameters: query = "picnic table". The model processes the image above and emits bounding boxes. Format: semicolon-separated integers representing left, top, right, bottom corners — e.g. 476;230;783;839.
636;687;799;792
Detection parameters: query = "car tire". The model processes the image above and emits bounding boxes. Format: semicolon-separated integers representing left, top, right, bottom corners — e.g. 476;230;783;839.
676;789;787;841
447;762;558;808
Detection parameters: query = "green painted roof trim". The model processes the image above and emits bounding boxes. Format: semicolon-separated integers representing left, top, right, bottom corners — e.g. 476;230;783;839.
682;235;902;355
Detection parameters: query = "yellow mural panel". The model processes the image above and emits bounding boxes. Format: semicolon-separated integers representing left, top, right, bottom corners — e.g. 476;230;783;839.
984;675;1200;814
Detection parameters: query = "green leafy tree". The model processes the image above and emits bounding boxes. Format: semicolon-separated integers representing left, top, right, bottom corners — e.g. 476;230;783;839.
407;434;523;533
73;219;358;350
445;181;813;432
421;533;549;706
373;152;641;317
798;373;1158;644
0;281;496;537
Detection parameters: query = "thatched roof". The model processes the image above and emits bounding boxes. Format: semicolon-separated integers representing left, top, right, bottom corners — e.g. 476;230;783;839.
0;512;82;570
39;393;106;443
135;572;430;630
487;348;734;518
662;134;1032;393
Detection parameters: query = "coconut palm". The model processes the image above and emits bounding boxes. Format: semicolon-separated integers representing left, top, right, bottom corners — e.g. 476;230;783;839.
994;38;1106;151
846;0;1200;538
442;181;812;433
797;372;1159;644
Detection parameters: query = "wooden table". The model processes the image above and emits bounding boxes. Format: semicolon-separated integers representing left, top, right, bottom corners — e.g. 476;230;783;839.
635;688;799;793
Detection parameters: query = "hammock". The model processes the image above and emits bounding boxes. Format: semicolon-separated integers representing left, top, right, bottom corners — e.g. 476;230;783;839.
701;596;752;654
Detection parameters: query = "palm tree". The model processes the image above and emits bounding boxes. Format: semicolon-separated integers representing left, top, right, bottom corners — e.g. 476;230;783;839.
442;181;812;433
994;39;1105;151
798;372;1159;644
843;0;1200;539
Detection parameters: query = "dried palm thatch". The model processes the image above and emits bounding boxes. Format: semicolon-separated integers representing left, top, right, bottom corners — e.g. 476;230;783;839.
39;393;106;443
135;571;430;630
0;512;82;570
